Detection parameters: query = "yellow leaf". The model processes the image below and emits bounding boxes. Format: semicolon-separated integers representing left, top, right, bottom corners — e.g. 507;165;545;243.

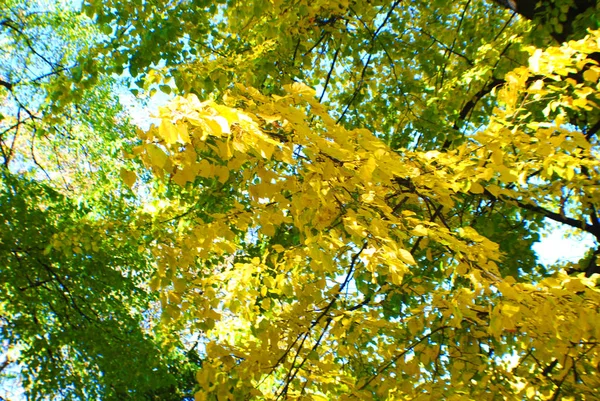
583;67;599;82
486;184;502;197
146;144;168;168
258;141;275;159
361;191;376;203
197;159;215;178
528;49;543;73
122;149;136;159
173;163;199;187
456;263;468;275
529;79;544;91
359;157;377;182
407;317;421;334
159;118;178;145
173;278;186;293
412;225;428;236
398;248;416;265
216;140;233;160
261;223;276;237
572;97;589;109
283;82;316;97
120;168;137;188
491;147;503;166
149;275;161;292
500;304;520;318
177;122;190;143
215;165;230;183
204;115;231;136
470;181;484;194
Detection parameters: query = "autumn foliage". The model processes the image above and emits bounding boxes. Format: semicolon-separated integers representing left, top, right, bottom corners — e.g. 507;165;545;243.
2;0;600;400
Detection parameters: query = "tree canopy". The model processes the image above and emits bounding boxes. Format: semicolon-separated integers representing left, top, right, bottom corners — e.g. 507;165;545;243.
1;0;600;400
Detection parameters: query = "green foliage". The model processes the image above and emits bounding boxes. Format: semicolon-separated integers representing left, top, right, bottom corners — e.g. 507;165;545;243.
0;174;173;399
1;1;199;399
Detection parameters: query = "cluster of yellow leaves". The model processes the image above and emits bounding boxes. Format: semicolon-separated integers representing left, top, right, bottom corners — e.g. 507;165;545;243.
478;30;600;221
127;32;600;400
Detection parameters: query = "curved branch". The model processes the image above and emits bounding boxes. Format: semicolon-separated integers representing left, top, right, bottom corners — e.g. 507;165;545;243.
482;188;599;239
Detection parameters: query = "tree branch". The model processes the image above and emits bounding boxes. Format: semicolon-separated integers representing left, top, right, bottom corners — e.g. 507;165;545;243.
277;242;368;399
0;79;13;91
483;189;599;239
337;0;401;123
585;120;600;141
319;45;340;102
358;326;447;391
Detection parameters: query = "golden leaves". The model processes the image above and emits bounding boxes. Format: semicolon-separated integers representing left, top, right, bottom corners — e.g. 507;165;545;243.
158;118;178;145
397;248;416;266
583;66;600;82
145;143;169;168
119;168;137;188
283;81;316;97
129;30;600;396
